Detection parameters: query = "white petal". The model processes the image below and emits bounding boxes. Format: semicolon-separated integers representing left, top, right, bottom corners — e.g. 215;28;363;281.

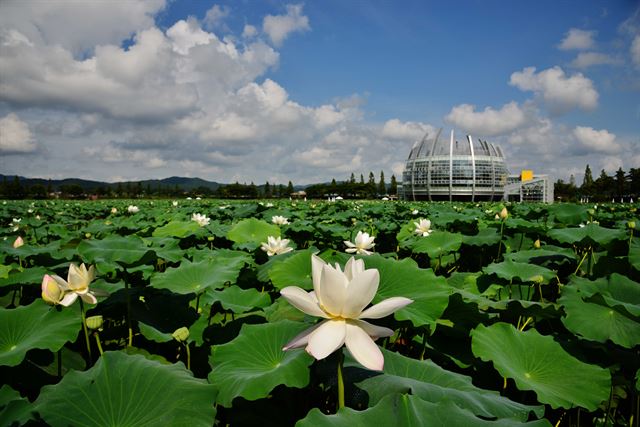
345;248;357;253
316;264;347;316
283;322;324;350
311;254;325;297
80;293;97;305
280;287;329;318
358;297;413;319
51;274;70;291
352;319;394;339
60;293;78;307
341;269;379;318
344;257;365;281
344;241;356;248
345;321;384;371
306;319;346;360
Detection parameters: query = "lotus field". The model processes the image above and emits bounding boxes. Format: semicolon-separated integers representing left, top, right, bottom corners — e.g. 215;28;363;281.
2;199;640;426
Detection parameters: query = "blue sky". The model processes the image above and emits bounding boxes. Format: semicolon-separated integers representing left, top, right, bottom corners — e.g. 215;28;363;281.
0;0;638;185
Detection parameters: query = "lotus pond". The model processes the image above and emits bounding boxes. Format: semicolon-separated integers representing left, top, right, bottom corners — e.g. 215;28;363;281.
1;199;639;426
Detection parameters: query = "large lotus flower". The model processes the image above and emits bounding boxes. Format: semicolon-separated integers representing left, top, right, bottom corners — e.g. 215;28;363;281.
272;215;289;225
280;255;412;370
414;218;432;237
43;263;99;306
261;236;293;256
344;231;375;255
191;213;210;227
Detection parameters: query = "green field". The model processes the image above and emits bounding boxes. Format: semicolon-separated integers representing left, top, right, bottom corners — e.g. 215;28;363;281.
1;199;639;426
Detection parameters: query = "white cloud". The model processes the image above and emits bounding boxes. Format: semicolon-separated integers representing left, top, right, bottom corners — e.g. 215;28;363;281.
0;113;37;153
571;52;622;68
262;4;310;46
558;28;596;50
243;25;258;39
509;66;598;113
203;5;230;30
600;156;624;173
166;18;215;55
382;119;435;141
573;126;621;154
444;102;529;136
632;35;640;67
0;0;165;55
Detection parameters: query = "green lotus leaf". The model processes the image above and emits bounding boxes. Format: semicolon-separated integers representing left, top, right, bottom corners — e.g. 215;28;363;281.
0;265;10;279
143;236;185;263
0;300;81;367
410;231;463;258
363;255;451;329
547;204;589;225
547;223;626;247
138;322;173;343
558;274;640;348
152;220;201;238
268;249;315;290
77;235;155;266
462;228;502;246
35;351;216;426
297;394;551;427
471;323;611;410
226;218;280;244
203;286;271;313
208;320;314;406
358;348;544;421
0;266;47;288
150;258;244;294
483;259;555;284
630;242;640;272
0;385;32;426
504;246;577;265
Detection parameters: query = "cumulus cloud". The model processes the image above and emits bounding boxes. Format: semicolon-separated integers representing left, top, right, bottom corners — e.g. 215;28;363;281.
382;119;436;141
263;4;310;46
573;126;621;154
558;28;596;50
444;102;529;136
509;66;598;113
0;0;165;56
0;113;38;154
571;52;622;68
203;5;230;30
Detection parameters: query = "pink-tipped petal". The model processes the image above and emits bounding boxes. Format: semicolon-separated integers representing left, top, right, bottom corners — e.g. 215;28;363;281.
59;293;78;307
283;322;324;351
280;287;329;318
352;319;394;339
345;321;385;371
305;319;346;360
80;293;97;305
358;297;413;319
341;269;379;318
316;264;347;315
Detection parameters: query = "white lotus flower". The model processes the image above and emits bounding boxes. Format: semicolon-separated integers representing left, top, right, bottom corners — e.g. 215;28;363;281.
110;207;118;214
127;205;139;213
272;215;290;225
414;218;432;237
412;209;419;215
191;213;210;227
344;231;376;255
261;236;293;256
281;255;412;370
43;263;99;306
172;201;178;207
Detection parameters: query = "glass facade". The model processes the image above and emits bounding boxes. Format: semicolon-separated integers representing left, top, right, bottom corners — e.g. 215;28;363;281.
401;129;509;201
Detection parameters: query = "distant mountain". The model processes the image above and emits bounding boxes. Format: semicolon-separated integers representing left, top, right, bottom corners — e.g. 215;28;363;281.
0;174;223;192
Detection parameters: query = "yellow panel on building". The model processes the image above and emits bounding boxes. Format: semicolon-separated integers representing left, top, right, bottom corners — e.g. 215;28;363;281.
521;170;533;182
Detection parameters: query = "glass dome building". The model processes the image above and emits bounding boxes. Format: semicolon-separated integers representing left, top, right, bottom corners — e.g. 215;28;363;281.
400;129;509;201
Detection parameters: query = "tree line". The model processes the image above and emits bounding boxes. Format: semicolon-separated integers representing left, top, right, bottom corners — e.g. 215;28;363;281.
554;165;640;202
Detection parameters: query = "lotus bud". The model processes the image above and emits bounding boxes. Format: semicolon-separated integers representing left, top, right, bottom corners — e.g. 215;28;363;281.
494;214;500;220
41;274;64;305
85;315;104;330
172;327;190;343
534;239;541;249
628;221;636;230
208;236;215;241
85;233;91;238
499;207;508;220
111;207;117;214
12;236;24;248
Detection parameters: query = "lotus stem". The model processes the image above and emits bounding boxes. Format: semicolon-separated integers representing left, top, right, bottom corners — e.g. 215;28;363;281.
574;249;589;275
496;221;505;259
79;300;93;364
184;342;191;370
337;350;345;411
94;332;104;356
124;278;133;347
